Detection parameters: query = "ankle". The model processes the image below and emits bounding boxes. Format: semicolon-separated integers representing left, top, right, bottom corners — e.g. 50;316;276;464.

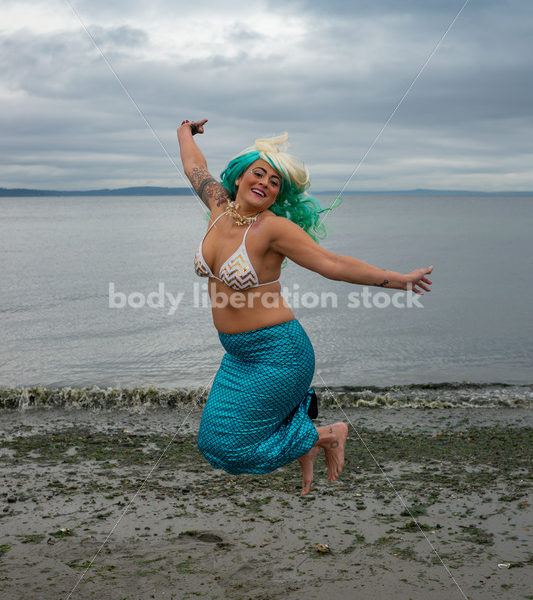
316;426;336;448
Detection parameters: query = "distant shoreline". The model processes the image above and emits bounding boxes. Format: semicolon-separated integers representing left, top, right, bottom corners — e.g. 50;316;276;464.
0;186;191;197
1;186;532;197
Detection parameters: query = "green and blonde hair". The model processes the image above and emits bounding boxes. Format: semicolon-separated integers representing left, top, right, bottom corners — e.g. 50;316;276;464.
220;133;341;242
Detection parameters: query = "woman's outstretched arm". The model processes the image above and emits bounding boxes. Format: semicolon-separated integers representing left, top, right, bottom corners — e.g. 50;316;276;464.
177;119;230;210
267;216;433;294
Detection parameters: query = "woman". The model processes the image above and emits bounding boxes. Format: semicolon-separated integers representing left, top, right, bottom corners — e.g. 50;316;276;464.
177;119;433;495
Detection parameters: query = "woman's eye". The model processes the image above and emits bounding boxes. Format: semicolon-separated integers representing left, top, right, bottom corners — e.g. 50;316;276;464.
250;168;279;187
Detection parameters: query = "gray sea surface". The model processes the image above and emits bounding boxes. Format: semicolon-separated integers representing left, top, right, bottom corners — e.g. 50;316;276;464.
1;193;532;391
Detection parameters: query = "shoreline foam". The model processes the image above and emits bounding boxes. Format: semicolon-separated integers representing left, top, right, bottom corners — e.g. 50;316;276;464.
1;383;531;411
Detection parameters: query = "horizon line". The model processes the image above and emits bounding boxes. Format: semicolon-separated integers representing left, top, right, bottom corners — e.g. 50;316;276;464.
0;185;532;197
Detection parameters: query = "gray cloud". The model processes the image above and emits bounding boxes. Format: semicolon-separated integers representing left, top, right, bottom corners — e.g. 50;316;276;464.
0;1;532;190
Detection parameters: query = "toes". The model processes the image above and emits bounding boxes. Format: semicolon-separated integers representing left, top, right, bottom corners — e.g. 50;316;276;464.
324;453;337;481
324;458;334;481
299;452;318;495
301;480;312;495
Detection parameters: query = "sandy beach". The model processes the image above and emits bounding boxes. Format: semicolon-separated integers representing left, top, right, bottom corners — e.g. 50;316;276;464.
0;406;531;600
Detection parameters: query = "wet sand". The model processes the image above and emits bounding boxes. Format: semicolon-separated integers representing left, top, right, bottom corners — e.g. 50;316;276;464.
0;407;531;600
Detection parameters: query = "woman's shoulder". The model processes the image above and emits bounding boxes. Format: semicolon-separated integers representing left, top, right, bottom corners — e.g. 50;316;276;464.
261;210;289;225
261;211;301;231
258;211;306;245
258;211;285;232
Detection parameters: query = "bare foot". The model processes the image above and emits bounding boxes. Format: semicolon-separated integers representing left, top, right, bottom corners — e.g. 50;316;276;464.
298;446;321;495
323;423;348;482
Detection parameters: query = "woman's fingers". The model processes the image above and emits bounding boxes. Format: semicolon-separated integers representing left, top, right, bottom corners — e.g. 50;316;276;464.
404;266;434;294
178;118;207;133
195;119;208;133
413;278;430;291
187;118;208;135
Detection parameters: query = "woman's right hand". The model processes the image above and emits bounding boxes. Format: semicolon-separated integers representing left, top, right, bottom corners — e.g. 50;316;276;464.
178;119;208;136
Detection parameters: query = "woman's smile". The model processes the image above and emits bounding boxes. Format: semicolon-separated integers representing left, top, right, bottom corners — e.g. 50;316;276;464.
251;187;266;198
236;159;281;211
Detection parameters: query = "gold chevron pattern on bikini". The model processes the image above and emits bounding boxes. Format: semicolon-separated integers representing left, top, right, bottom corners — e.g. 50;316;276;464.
194;249;210;277
219;250;256;290
193;211;280;291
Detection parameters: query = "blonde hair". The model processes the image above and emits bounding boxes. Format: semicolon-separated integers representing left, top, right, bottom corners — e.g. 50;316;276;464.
220;133;341;242
240;133;310;193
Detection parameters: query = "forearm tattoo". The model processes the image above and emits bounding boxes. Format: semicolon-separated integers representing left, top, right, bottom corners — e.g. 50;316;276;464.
378;280;390;287
189;166;230;208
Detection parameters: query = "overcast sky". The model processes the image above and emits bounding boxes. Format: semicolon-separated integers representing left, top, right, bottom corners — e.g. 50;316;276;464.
1;0;532;191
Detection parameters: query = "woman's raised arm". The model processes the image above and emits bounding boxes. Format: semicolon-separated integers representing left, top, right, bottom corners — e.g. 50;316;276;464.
177;119;230;210
268;216;433;294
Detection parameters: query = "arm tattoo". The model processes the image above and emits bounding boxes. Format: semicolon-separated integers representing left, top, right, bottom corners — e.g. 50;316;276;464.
189;166;230;208
378;280;389;287
196;174;216;200
213;186;231;208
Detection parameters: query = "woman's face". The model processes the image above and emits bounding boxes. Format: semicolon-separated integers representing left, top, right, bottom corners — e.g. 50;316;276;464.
235;159;281;211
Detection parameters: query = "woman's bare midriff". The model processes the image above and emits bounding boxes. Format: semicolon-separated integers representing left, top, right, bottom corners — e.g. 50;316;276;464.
208;279;295;334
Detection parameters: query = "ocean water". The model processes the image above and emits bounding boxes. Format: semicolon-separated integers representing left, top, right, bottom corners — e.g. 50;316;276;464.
0;193;532;398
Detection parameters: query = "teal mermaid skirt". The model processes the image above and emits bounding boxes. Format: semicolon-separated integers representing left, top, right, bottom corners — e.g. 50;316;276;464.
197;319;319;474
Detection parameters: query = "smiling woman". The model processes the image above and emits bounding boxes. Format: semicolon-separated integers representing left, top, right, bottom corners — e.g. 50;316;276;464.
177;119;433;495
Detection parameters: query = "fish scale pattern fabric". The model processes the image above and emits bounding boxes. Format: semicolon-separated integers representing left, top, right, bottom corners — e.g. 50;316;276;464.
197;319;319;474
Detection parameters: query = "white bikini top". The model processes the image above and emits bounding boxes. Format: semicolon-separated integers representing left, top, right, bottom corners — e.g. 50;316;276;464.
193;212;280;291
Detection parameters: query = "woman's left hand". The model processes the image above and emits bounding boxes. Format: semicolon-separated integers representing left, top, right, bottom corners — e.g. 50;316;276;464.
401;265;433;295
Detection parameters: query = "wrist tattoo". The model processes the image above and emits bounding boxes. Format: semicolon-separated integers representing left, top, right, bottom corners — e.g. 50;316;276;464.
378;279;390;287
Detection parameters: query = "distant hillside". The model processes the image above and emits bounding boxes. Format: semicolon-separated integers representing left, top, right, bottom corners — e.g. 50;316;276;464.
0;186;191;197
1;186;531;197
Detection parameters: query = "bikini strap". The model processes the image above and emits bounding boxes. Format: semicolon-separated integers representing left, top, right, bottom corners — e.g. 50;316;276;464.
204;211;228;235
242;221;255;242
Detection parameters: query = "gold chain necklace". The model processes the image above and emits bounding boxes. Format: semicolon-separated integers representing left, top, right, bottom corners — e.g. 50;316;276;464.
225;199;262;226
